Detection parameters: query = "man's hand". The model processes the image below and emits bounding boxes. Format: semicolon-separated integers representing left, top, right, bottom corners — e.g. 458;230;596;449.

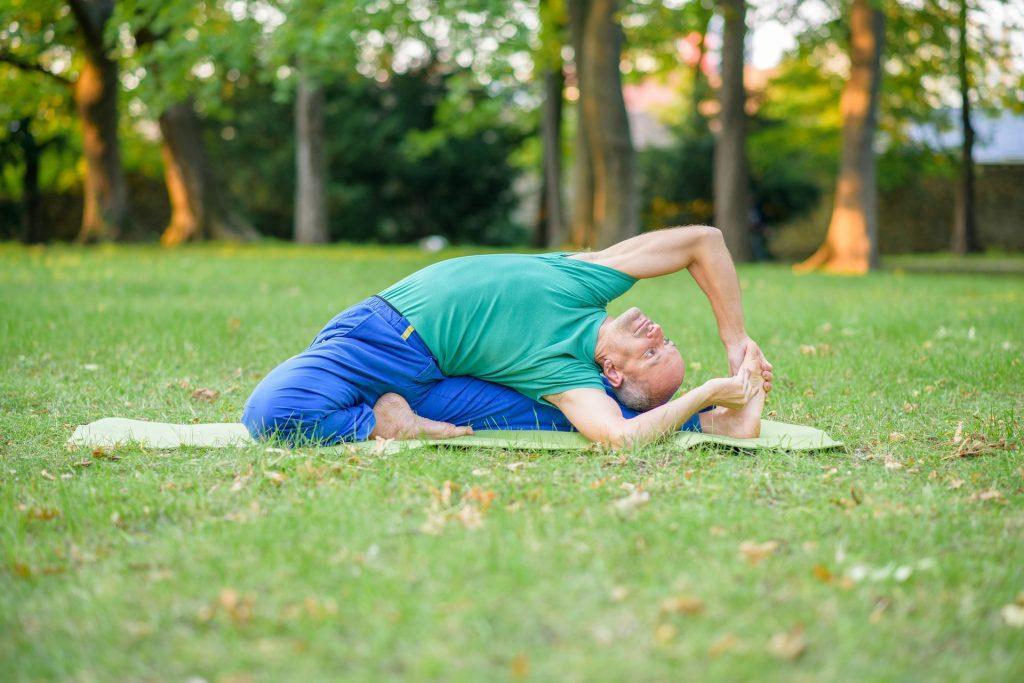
726;336;773;393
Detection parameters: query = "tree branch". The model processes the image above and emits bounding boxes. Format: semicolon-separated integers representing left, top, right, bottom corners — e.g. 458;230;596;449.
0;51;73;87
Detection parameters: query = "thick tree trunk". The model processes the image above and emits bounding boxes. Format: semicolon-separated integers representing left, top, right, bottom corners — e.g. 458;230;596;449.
73;53;127;242
951;0;979;255
569;0;594;248
537;67;566;247
294;75;329;244
795;0;884;274
581;0;638;249
713;0;751;262
158;98;259;246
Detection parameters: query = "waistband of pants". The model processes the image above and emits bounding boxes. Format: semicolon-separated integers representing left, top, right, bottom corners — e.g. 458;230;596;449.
366;295;435;360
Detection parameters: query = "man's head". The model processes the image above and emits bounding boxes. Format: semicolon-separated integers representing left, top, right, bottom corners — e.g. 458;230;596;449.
595;306;686;412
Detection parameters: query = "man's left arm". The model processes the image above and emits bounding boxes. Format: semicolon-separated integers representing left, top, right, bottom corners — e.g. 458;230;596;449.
572;225;773;379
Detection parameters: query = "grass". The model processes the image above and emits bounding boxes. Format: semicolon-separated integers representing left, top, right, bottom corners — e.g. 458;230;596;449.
2;242;1022;682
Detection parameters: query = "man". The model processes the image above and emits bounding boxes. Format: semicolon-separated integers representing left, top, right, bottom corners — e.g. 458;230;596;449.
242;226;773;448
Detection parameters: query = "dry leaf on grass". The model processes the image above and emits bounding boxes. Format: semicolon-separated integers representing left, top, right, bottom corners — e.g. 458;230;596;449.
708;633;739;659
969;489;1005;503
454;504;484;530
659;595;705;615
264;471;286;485
739;540;779;565
510;653;530;679
768;626;807;661
1001;597;1024;628
191;387;219;402
613;489;651;512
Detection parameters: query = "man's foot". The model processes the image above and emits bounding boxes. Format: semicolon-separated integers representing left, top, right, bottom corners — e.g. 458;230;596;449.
370;393;474;440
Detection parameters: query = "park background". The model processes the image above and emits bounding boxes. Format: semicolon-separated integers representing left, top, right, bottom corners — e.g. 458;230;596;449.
1;0;1022;264
2;1;1024;682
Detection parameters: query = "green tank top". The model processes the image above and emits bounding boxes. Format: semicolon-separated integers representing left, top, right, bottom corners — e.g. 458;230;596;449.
380;252;636;404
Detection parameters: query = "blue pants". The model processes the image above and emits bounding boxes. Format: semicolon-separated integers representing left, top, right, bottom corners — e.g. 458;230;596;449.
242;296;702;445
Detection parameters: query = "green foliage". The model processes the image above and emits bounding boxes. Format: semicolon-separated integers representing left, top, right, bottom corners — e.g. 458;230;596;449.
214;66;526;244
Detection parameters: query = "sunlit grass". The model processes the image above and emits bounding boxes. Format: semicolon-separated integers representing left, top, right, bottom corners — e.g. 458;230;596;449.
1;243;1022;681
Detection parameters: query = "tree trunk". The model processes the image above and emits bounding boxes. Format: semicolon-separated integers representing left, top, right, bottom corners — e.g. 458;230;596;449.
73;52;127;242
569;0;594;248
159;98;259;246
15;118;45;243
581;0;638;249
713;0;751;262
795;0;884;274
294;75;329;244
951;0;979;255
537;67;566;247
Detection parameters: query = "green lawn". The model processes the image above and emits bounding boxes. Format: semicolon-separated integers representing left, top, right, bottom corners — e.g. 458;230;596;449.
2;243;1022;682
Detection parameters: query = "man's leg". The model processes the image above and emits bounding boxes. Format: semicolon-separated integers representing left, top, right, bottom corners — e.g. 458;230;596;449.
242;296;470;445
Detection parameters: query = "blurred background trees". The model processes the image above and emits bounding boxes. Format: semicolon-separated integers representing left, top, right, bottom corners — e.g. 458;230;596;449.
1;0;1021;266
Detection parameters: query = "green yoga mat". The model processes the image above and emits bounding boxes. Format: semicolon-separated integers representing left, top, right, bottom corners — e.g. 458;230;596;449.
68;418;841;452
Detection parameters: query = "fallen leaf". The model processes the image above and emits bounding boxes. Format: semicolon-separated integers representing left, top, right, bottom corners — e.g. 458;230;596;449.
659;595;705;615
884;454;903;471
948;478;965;490
768;626;807;661
812;564;832;583
889;432;906;442
613;489;650;512
799;345;817;356
739;540;779;565
464;487;497;512
708;633;739;659
654;622;677;644
609;585;630;602
40;469;55;481
71;460;92;468
510;653;530;679
24;506;61;521
454;504;483;530
1000;603;1024;628
191;387;219;402
506;461;526;471
969;488;1004;503
265;471;286;485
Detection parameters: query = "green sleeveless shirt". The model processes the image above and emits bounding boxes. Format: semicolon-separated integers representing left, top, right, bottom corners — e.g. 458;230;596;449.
379;253;636;404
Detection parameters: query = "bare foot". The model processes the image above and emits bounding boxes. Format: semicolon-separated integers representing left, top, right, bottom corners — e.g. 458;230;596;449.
370;393;474;440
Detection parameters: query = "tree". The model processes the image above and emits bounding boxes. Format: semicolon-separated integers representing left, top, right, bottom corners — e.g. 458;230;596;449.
795;0;884;274
294;72;328;243
713;0;751;262
577;0;638;248
157;97;259;245
1;0;128;241
123;1;261;245
568;0;595;247
536;0;567;248
950;0;977;254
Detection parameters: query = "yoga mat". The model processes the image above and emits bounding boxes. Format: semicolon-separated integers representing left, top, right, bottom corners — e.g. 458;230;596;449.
68;417;841;452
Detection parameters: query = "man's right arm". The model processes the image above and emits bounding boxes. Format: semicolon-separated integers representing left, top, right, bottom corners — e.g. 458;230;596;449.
545;366;759;449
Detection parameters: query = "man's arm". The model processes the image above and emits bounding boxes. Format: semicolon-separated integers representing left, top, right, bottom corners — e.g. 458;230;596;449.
570;226;770;376
546;360;760;449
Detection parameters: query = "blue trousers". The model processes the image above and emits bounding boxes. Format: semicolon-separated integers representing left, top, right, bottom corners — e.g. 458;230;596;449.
242;296;702;445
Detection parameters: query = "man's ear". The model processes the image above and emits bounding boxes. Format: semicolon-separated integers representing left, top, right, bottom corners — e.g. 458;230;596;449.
602;358;625;388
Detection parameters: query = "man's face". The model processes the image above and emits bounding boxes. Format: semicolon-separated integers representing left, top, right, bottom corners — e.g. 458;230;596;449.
604;306;686;406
